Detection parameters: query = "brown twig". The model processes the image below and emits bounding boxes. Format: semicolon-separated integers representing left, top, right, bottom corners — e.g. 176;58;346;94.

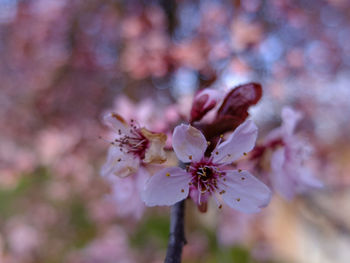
164;200;186;263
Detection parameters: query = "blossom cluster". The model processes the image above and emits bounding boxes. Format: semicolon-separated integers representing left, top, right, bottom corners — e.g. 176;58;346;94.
101;83;323;216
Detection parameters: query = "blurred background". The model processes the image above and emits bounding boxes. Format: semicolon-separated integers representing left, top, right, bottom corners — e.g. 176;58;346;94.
1;0;350;262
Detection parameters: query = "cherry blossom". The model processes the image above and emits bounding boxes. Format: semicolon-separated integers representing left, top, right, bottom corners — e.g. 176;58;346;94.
142;120;271;213
267;107;323;200
101;112;167;178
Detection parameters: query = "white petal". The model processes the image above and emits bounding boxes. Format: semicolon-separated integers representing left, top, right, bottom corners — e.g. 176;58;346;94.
213;120;258;164
141;167;191;206
103;112;130;135
218;170;271;213
101;146;140;178
172;124;207;163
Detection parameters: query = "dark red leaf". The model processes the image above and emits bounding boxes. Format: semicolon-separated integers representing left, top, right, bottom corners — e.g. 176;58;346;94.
217;82;262;120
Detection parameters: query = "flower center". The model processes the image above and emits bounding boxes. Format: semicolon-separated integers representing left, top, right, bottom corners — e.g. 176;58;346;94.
188;159;224;194
115;123;149;158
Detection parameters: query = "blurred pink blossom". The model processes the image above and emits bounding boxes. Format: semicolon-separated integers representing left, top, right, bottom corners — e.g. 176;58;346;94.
101;112;167;178
69;227;135;263
267;107;323;200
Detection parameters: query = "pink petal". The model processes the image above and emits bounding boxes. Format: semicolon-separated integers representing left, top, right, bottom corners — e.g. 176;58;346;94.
298;167;323;189
218;170;271;213
141;167;191;206
105;170;146;220
103;112;130;135
271;147;323;200
270;148;296;200
172;124;207;163
281;107;302;135
212;120;258;164
101;146;140;178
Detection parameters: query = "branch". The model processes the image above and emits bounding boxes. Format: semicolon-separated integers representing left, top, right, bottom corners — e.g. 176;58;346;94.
164;200;186;263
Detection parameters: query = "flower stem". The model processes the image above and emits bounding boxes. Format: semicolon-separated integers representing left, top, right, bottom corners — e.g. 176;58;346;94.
164;199;186;263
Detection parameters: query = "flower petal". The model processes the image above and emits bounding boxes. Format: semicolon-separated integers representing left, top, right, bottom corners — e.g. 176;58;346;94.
281;107;302;135
270;147;296;200
140;128;167;164
103;112;130;135
218;170;271;213
172;124;207;163
142;167;191;206
101;146;140;178
104;168;149;220
271;147;323;200
212;120;258;164
298;167;323;189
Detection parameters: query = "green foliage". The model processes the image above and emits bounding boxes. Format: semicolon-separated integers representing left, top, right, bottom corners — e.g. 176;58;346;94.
0;166;49;219
130;213;170;249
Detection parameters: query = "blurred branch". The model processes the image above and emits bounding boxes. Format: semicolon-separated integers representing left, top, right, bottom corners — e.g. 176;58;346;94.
164;200;186;263
159;0;177;36
302;196;350;236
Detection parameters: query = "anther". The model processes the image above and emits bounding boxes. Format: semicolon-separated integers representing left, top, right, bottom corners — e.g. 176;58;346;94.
207;141;211;145
181;189;184;193
218;204;222;209
166;173;170;177
117;158;121;162
241;177;245;180
189;155;192;160
220;134;224;138
243;152;247;156
238;169;242;172
215;151;219;155
236;198;241;202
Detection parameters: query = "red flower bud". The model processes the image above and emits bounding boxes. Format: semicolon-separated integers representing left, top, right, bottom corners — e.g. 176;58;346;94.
190;89;223;123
